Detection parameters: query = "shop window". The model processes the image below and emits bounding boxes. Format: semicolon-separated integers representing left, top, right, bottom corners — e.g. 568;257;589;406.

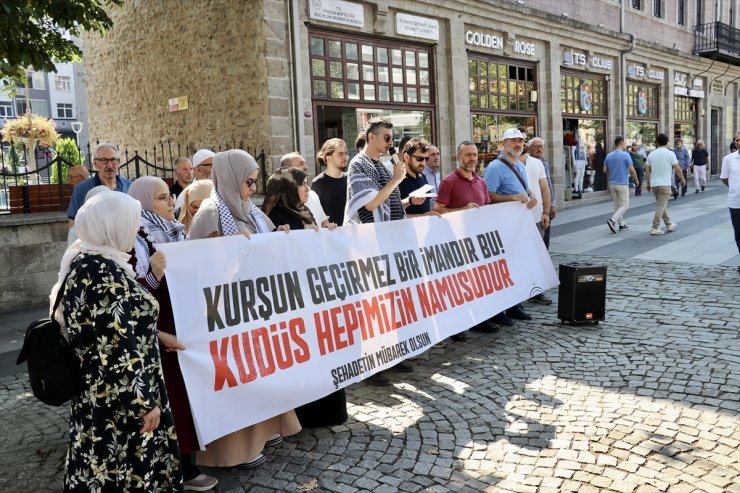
626;83;659;119
674;96;697;122
560;72;607;117
468;58;536;113
626;122;658;151
471;114;536;166
309;31;433;106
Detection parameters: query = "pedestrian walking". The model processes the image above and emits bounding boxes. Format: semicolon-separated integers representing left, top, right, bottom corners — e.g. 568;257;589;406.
691;140;709;193
646;133;685;235
672;138;690;197
604;136;639;233
720;132;740;272
628;141;646;196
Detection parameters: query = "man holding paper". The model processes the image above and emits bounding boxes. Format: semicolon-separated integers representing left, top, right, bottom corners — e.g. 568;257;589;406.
398;137;439;218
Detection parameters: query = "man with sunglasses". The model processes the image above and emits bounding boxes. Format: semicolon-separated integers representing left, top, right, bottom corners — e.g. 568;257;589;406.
398;137;435;217
67;143;132;228
345;118;406;225
720;131;740;272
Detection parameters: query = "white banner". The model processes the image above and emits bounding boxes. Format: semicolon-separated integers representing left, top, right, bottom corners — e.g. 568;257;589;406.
158;203;558;448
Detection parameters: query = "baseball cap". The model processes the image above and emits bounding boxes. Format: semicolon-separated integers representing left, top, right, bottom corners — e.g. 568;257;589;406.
502;128;526;140
192;149;215;167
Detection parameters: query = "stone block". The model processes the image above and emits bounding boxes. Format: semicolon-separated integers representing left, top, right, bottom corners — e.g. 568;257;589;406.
0;226;18;247
9;244;44;276
17;224;52;246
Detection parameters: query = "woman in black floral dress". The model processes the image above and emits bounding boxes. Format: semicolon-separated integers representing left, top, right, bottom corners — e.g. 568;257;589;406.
50;191;183;492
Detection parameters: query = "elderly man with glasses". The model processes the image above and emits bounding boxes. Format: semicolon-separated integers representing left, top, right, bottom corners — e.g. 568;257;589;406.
67;143;132;228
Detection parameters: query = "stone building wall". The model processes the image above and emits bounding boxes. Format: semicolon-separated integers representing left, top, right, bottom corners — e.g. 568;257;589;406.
82;0;272;164
0;214;68;313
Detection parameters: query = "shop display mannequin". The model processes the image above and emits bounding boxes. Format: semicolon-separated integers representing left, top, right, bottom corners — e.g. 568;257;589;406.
572;137;587;194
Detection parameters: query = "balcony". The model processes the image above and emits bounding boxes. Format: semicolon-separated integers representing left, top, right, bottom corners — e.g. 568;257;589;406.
693;22;740;65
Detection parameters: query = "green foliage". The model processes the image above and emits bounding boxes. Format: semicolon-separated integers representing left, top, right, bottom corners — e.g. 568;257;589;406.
0;1;123;94
51;137;82;184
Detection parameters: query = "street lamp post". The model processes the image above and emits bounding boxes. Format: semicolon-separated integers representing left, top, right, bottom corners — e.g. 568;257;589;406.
71;122;83;164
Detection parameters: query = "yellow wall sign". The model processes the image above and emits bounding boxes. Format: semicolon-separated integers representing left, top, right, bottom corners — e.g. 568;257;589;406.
168;96;189;112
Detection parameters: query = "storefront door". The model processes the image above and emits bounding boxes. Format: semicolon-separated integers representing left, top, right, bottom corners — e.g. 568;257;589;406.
563;118;607;198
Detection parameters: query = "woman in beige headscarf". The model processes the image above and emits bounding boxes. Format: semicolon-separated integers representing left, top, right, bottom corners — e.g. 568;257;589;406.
189;149;287;238
189;149;299;468
177;179;213;235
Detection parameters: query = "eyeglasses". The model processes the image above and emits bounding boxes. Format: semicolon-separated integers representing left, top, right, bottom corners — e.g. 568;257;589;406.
94;157;120;165
412;155;428;162
154;193;172;202
382;134;393;143
245;178;257;188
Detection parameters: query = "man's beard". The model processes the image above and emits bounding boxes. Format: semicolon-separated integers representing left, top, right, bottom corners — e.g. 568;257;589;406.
505;145;522;159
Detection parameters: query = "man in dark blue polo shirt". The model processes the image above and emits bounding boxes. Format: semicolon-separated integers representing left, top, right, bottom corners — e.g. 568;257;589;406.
398;137;435;217
67;143;132;228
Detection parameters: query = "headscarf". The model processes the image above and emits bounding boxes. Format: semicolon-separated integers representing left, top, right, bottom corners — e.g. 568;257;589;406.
51;191;141;330
128;176;186;276
212;149;273;235
178;179;213;232
66;185;111;246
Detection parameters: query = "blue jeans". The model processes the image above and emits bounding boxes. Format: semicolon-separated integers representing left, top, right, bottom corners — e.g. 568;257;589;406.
634;167;644;195
674;168;688;195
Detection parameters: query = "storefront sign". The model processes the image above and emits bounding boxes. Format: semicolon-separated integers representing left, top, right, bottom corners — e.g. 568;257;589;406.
579;82;593;111
563;50;587;66
591;57;612;70
648;69;664;81
309;0;364;28
465;30;503;49
396;13;439;40
513;40;536;56
674;72;688;86
627;64;645;78
674;86;705;98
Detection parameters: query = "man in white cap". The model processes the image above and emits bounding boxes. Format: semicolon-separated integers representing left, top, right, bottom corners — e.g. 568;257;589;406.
482;128;537;326
192;149;215;180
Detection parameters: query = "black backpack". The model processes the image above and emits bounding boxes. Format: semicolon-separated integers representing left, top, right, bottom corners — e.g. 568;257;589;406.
16;276;82;406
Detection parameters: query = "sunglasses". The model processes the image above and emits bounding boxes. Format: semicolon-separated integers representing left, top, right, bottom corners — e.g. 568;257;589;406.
412;155;428;162
245;178;257;187
382;134;393;143
94;157;120;165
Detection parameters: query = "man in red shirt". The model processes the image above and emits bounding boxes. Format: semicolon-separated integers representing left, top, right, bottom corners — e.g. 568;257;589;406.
434;140;490;213
434;141;496;340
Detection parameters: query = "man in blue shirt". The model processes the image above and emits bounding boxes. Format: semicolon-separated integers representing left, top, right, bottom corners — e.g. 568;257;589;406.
604;136;639;233
421;144;441;210
482;128;537;326
67;143;132;228
673;138;691;197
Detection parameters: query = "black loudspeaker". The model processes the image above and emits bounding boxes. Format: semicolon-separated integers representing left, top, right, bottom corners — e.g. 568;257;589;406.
557;263;607;325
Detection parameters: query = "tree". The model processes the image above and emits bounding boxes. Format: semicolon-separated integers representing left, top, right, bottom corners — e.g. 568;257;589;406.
0;1;123;92
51;137;83;184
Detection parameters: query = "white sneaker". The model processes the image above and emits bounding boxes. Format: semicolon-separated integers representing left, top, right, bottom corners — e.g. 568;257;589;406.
650;228;665;235
667;223;677;232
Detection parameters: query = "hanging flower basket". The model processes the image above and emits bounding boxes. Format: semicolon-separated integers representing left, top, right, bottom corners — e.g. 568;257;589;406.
1;113;60;147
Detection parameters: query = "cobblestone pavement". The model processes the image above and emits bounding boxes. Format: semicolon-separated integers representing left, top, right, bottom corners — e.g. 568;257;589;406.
1;253;738;492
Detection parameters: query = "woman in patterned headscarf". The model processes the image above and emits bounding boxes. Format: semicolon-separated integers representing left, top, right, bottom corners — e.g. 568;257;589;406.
51;190;183;492
187;150;301;469
128;176;218;491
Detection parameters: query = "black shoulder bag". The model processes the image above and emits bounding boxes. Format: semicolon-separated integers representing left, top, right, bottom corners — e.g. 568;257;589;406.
16;273;82;406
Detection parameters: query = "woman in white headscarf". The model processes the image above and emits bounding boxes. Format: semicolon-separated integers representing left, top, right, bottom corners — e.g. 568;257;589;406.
178;179;213;235
51;191;182;492
188;150;301;469
128;176;218;491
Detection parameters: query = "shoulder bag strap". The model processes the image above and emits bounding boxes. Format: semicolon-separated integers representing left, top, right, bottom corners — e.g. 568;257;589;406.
497;156;530;195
